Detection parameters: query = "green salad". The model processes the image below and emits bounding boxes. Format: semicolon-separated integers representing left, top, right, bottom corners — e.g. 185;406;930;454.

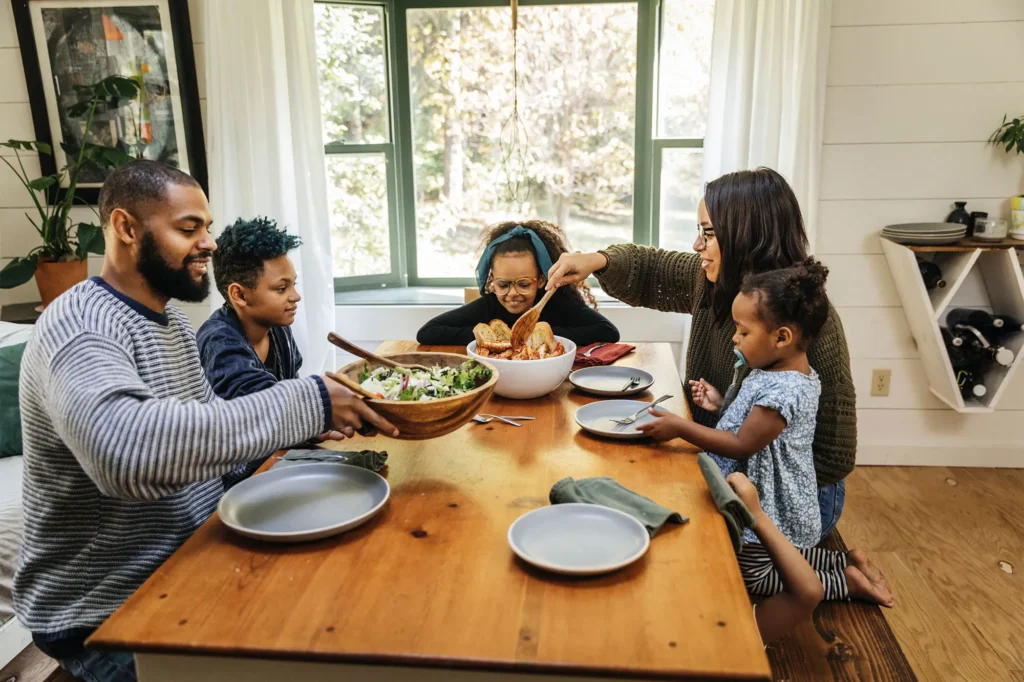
358;361;492;401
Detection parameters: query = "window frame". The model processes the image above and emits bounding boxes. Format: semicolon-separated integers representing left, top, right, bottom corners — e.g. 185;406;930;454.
320;0;409;292
317;0;706;291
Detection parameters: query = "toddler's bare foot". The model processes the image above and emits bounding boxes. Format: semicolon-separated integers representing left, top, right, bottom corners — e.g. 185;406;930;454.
844;564;894;607
848;548;890;589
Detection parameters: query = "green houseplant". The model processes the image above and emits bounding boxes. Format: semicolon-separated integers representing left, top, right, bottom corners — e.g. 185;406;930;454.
989;113;1024;239
0;75;140;304
990;114;1024;156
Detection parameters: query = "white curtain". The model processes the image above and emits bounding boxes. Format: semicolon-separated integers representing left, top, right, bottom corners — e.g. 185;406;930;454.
204;0;335;375
702;0;832;250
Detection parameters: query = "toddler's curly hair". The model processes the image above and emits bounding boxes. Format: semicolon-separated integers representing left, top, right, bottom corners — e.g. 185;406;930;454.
740;257;829;348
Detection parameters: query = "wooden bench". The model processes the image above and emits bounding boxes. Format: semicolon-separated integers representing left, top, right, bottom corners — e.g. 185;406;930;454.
766;530;916;681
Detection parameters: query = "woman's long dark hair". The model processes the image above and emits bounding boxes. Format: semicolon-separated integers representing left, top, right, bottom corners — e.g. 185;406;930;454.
702;167;809;323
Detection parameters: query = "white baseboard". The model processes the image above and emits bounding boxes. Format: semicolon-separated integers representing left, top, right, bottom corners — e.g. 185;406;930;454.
857;446;1024;467
0;616;32;669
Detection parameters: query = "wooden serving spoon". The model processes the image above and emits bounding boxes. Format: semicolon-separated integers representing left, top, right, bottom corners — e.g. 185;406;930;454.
325;370;377;399
509;287;557;349
323;371;382;436
328;332;431;372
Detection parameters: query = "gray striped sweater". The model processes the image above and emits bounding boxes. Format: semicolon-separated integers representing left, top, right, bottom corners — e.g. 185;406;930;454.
14;278;330;636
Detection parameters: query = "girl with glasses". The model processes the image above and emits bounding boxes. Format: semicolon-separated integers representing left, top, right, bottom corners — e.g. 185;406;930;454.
416;220;619;346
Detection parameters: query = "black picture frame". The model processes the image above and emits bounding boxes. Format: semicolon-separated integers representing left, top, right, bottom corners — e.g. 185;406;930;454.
9;0;207;205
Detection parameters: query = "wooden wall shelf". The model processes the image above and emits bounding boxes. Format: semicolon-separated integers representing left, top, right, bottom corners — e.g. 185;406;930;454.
904;237;1024;252
881;237;1024;413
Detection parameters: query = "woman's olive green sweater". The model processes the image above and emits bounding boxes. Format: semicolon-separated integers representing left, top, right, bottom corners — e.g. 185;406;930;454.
596;244;857;487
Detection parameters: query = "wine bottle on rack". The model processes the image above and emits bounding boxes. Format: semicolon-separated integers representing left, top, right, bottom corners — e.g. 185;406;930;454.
992;314;1024;334
954;324;1015;367
917;260;946;290
946;308;997;330
941;327;970;367
956;370;987;400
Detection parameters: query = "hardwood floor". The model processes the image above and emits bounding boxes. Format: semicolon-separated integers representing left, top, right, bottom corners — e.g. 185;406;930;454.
839;466;1024;682
0;642;74;682
2;466;1020;682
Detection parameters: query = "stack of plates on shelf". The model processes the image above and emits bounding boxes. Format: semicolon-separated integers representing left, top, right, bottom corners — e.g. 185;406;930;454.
882;223;967;245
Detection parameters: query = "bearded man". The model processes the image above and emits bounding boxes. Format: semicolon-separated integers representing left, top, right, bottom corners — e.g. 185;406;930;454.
13;160;395;682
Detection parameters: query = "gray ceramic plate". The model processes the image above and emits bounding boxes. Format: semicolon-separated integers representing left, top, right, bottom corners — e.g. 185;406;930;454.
883;234;965;245
883;222;966;234
574;400;666;440
218;463;389;543
569;366;654;397
508;503;650;575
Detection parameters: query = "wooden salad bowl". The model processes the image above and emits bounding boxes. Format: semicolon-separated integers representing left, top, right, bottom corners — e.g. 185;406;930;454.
336;352;499;440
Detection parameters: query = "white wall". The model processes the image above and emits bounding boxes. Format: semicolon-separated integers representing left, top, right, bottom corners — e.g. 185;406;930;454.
0;0;210;328
819;0;1024;466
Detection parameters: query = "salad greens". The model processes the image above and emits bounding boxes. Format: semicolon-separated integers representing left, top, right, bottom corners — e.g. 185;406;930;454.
358;361;492;401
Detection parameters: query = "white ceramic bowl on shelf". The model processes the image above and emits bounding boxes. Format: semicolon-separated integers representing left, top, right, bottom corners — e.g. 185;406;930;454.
466;336;576;399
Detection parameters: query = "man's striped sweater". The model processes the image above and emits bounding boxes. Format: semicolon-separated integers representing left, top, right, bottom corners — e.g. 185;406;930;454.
14;277;330;638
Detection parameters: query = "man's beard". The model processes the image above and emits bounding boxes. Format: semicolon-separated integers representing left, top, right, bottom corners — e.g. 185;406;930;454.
138;230;211;303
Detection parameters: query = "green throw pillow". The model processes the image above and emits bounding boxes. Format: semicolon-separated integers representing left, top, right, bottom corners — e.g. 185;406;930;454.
0;342;26;457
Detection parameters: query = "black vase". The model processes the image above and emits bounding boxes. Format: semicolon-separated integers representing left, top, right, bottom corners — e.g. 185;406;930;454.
946;201;972;228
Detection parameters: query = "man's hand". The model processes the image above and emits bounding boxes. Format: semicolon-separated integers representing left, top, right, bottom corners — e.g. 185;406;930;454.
726;472;763;515
546;252;608;290
689;378;723;413
322;376;399;438
317;430;349;441
635;409;686;441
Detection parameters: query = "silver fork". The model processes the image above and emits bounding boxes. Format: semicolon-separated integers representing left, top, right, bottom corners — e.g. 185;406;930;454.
582;343;608;357
621;375;643;392
611;395;672;425
473;414;535;427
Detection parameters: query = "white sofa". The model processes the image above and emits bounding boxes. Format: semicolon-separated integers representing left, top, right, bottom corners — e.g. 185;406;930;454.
0;322;33;667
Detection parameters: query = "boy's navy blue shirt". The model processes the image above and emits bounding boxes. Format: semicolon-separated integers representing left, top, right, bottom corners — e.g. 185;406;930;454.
197;306;305;485
197;305;303;399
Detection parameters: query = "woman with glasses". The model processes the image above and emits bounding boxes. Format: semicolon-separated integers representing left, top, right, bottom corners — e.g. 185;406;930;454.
546;168;856;541
416;220;619;347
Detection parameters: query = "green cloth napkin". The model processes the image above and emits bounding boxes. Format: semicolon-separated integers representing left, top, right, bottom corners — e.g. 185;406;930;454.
0;342;26;458
549;476;687;538
697;452;756;553
271;449;388;471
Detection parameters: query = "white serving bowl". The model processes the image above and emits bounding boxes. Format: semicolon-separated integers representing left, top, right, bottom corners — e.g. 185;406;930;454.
467;336;576;399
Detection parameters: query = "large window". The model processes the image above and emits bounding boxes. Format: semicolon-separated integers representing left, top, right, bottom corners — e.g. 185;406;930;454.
315;0;714;290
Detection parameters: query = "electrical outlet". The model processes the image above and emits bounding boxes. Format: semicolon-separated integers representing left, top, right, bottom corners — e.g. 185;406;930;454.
871;369;892;397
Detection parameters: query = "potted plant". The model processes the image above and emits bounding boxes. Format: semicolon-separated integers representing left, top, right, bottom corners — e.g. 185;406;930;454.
989;113;1024;239
0;76;140;307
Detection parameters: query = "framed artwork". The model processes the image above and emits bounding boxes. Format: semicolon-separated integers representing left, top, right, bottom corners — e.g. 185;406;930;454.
10;0;206;203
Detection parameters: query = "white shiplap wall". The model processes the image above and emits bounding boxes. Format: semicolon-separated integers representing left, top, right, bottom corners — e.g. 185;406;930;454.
0;0;209;328
820;0;1024;466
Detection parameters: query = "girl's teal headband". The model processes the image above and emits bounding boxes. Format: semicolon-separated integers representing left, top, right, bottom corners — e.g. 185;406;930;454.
475;225;555;294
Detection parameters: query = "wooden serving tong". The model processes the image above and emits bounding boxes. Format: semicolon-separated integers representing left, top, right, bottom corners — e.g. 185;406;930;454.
509;288;557;349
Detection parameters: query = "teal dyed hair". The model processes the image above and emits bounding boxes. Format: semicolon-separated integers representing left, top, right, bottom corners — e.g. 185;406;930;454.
213;217;301;299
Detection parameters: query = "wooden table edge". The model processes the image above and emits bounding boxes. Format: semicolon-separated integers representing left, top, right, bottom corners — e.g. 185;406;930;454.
88;342;767;680
88;637;767;681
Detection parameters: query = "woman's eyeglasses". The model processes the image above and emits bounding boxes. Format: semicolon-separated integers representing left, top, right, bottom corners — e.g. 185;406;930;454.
695;224;716;248
491;277;540;296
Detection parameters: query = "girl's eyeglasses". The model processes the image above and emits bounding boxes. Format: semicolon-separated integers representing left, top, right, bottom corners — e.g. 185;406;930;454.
491;277;540;296
696;224;716;248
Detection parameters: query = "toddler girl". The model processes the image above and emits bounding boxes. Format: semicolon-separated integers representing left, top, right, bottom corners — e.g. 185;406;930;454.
639;258;892;607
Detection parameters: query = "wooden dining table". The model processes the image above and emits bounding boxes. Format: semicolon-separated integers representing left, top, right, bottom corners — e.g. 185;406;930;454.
89;341;770;681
